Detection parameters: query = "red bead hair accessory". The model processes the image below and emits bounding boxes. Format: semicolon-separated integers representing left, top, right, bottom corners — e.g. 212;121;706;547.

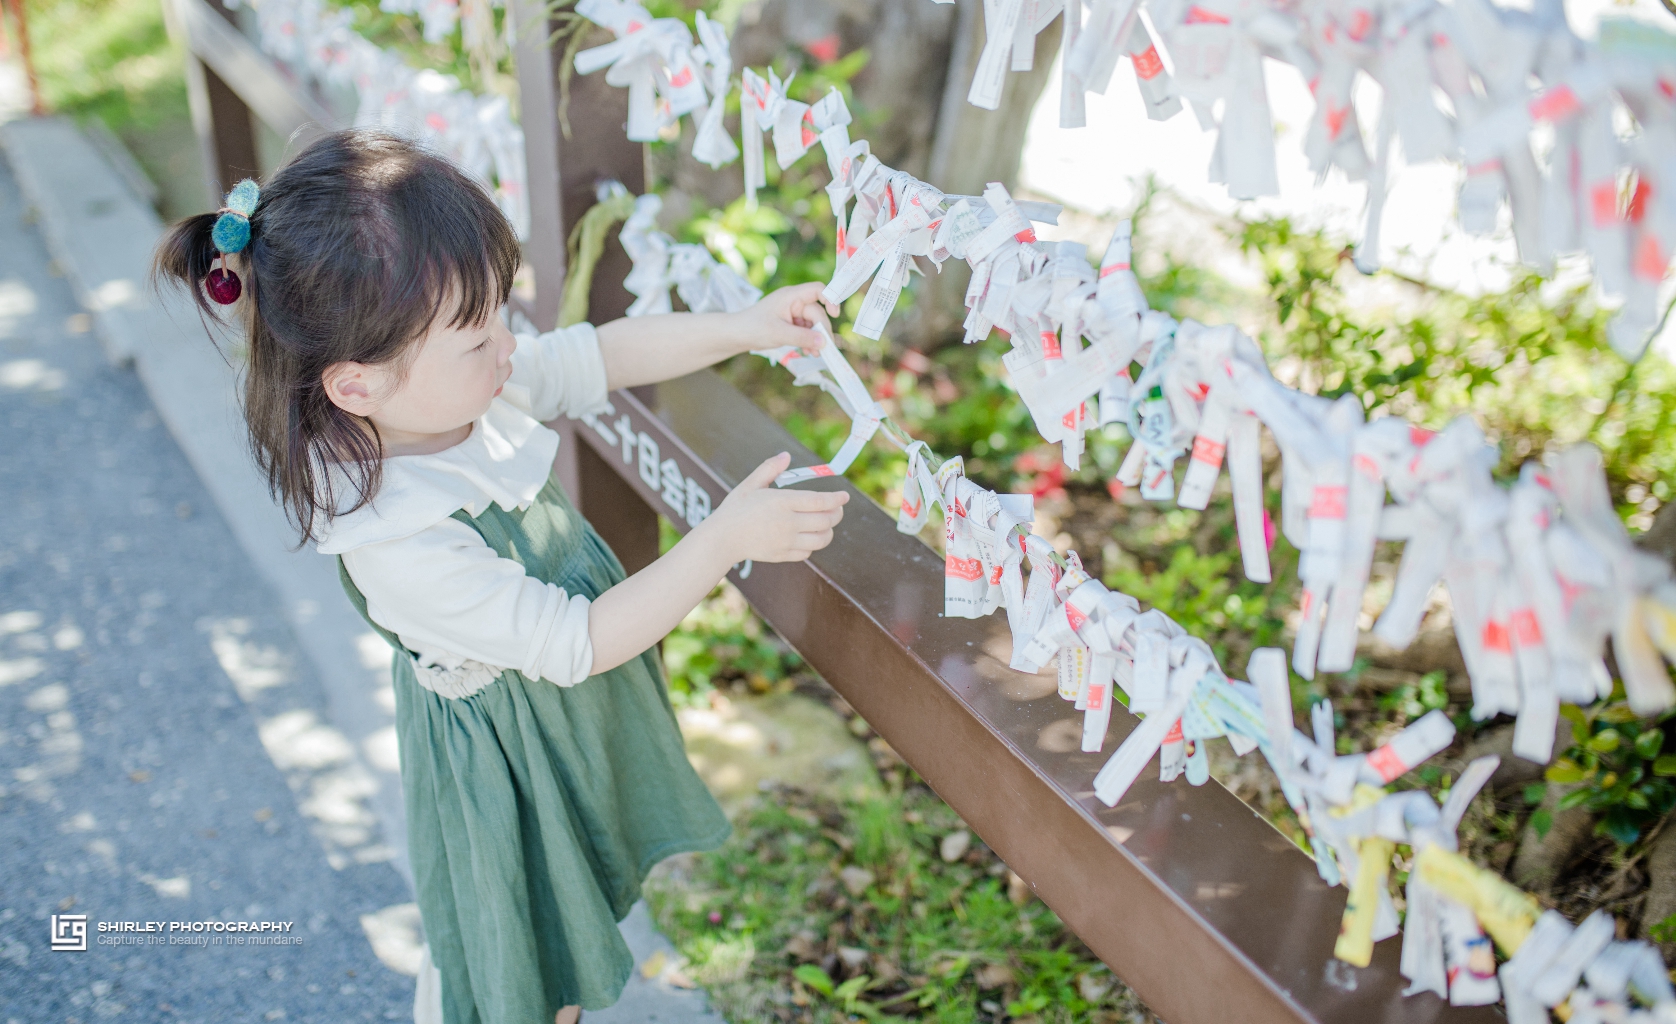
206;179;259;306
207;256;242;305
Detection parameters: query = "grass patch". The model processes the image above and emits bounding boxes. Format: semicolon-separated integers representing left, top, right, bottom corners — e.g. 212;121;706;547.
644;782;1155;1024
22;0;187;132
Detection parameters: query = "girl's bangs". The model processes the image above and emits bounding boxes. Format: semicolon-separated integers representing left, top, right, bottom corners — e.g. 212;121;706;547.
415;179;521;333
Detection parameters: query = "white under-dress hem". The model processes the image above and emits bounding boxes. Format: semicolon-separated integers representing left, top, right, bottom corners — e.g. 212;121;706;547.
413;942;444;1024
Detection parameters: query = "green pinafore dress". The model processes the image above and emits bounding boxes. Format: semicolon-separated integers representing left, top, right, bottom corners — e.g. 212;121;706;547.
337;474;730;1023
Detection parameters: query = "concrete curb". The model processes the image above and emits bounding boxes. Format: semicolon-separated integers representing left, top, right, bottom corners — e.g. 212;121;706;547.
0;114;724;1024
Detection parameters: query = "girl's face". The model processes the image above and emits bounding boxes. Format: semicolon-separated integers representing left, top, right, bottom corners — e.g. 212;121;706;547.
322;302;518;457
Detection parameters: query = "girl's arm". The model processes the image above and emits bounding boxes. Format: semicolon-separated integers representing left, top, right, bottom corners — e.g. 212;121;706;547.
586;451;847;674
341;453;846;685
595;283;840;390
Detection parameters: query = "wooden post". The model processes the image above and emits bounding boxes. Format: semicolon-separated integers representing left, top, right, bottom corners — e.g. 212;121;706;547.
513;0;659;573
2;0;46;116
168;0;259;206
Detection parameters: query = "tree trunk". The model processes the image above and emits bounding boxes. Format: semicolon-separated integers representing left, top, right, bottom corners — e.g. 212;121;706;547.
1639;499;1676;569
1644;821;1676;960
664;0;1061;351
907;1;1062;351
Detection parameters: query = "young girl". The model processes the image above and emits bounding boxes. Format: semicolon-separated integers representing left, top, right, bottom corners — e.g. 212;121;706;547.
156;129;848;1024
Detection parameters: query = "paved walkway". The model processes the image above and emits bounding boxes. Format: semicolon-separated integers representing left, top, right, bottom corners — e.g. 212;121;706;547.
0;144;415;1023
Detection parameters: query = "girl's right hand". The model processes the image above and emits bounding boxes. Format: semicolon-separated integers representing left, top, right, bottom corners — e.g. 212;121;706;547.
709;453;849;563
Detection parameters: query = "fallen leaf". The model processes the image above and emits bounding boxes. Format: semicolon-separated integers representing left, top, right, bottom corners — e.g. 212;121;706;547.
939;830;971;864
127;770;151;783
870;954;902;985
1077;971;1113;1002
975;964;1015;990
838;866;875;896
783;931;821;962
837;946;869;970
1006;869;1032;906
640;950;667;979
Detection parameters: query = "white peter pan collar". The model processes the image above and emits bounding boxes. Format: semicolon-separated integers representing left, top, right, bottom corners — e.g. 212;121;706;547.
314;395;560;555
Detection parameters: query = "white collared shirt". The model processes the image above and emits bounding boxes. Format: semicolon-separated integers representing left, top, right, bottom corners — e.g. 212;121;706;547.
319;324;612;690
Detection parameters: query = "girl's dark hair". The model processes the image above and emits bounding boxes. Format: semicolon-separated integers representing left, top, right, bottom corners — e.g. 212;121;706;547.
154;129;521;544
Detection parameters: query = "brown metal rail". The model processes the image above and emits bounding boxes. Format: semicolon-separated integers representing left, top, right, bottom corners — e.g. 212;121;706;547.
171;6;1501;1022
575;373;1498;1024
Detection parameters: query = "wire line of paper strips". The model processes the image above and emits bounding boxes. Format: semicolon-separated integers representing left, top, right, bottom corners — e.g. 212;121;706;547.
945;0;1673;360
579;0;1675;360
575;2;1676;1014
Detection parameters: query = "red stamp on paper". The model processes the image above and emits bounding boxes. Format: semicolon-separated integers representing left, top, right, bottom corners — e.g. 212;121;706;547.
1066;603;1088;632
1308;486;1347;519
1191;436;1226;466
1366;744;1407;783
1481;619;1512;654
1528;85;1580;122
1133;46;1164;80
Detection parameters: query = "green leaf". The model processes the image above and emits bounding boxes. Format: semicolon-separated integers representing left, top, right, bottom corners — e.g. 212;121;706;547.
1637;729;1667;760
868;891;902;915
1545;759;1586;784
835;975;872;1005
1557;788;1594;812
1523;783;1548;806
795;965;835;998
1417;671;1450;711
1588;729;1622;753
1559;704;1590;731
1600;704;1641;725
1654;755;1676;777
1595;703;1635;730
1650;913;1676;945
1530;809;1553;839
1600;808;1644;846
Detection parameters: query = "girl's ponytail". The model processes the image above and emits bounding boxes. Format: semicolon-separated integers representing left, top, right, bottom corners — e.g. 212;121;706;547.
153;212;230;317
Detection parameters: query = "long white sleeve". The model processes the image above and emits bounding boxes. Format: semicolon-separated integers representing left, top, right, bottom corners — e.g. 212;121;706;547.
341;517;595;687
507;323;612;422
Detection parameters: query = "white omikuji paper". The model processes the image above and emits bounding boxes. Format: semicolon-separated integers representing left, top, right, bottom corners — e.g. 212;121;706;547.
230;0;531;239
603;9;1676;784
570;3;1676;1014
949;0;1674;359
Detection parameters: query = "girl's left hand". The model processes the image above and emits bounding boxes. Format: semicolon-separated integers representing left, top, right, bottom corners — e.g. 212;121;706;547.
737;283;841;354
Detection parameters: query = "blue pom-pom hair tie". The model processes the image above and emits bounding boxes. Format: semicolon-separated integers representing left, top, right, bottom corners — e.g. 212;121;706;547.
207;179;259;305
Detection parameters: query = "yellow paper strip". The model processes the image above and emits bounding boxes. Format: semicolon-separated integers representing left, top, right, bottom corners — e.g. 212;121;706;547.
1333;836;1395;968
1415;844;1540;955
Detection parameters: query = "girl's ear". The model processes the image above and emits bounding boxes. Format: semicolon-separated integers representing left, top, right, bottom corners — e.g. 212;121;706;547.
322;362;383;417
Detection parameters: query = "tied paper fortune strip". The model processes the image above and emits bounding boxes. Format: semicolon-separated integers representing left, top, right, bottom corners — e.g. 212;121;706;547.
574;0;732;151
228;0;530;238
570;6;1676;1014
929;0;1676;358
575;0;1676;763
619;192;762;317
751;323;888;487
